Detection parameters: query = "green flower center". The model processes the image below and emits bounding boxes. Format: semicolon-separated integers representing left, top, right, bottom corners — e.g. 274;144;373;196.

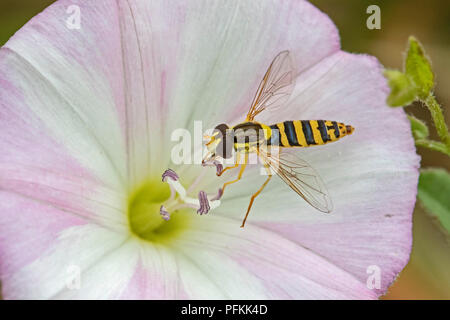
127;179;192;243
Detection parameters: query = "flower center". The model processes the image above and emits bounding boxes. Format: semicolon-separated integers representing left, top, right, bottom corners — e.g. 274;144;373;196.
127;169;222;243
127;178;192;243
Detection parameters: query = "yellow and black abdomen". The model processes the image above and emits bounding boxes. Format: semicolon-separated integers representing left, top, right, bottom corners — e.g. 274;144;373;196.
268;120;354;147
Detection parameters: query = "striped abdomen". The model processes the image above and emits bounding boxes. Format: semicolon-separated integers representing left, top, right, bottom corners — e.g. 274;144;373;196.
268;120;354;147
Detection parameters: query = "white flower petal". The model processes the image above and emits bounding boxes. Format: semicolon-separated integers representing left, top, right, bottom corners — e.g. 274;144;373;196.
169;215;376;299
0;1;132;230
2;2;127;188
2;220;129;299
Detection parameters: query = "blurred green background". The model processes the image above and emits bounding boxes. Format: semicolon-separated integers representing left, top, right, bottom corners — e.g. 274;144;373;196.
0;0;449;299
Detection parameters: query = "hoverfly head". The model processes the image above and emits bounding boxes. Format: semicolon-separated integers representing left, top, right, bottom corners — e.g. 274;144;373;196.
205;123;234;159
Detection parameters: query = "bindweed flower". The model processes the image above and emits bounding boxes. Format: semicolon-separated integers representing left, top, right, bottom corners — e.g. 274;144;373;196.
0;0;419;299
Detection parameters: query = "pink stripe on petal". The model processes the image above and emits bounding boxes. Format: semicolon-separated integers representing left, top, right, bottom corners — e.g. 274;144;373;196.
119;243;189;299
2;1;129;185
119;260;188;300
0;192;86;287
0;68;127;231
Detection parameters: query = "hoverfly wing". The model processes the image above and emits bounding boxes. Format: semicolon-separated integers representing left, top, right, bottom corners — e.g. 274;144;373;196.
258;148;333;213
246;50;295;121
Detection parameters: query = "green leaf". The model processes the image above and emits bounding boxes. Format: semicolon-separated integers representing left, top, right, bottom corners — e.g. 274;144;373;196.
405;37;434;99
408;115;429;140
384;69;418;107
418;169;450;233
415;139;450;156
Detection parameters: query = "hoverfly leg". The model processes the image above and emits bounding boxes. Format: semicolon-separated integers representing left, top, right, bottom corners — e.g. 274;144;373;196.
240;164;272;228
221;153;247;193
217;152;241;176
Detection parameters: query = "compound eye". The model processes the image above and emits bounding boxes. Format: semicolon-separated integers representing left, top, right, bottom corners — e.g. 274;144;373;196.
213;123;229;138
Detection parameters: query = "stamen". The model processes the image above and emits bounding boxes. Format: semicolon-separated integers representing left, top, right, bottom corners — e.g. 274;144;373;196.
197;191;210;215
160;205;170;221
160;169;221;220
213;161;223;175
202;159;223;175
162;169;178;182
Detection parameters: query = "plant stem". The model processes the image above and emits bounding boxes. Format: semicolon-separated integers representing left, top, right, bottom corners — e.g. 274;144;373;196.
424;94;450;149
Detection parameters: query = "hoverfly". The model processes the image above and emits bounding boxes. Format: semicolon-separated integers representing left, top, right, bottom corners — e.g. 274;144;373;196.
202;51;354;228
